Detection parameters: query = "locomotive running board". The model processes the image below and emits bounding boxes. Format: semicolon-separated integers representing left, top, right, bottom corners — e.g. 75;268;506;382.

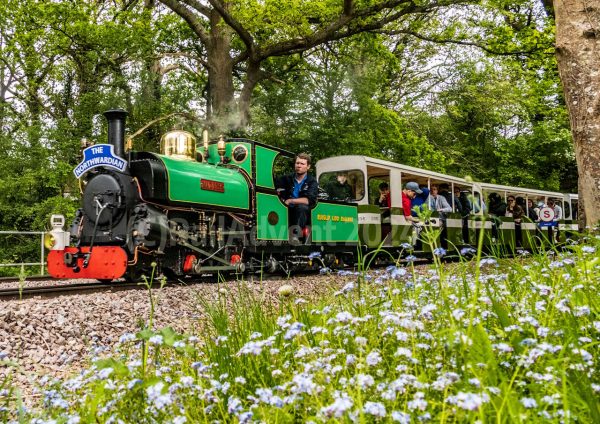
47;246;128;280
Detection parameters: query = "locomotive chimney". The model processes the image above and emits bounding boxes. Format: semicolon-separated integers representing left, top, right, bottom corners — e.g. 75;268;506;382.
104;109;128;158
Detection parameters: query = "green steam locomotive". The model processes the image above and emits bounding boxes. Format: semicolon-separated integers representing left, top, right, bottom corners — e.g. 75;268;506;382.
46;110;358;281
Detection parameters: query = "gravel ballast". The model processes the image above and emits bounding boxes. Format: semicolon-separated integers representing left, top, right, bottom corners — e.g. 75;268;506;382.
0;274;350;401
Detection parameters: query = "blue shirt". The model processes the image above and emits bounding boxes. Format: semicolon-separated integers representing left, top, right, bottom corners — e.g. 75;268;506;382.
411;187;430;217
292;175;307;199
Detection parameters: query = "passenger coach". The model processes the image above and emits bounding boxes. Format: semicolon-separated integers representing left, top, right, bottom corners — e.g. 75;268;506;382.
317;155;478;253
317;156;579;255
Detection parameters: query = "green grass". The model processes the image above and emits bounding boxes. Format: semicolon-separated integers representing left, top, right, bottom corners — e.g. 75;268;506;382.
2;236;600;423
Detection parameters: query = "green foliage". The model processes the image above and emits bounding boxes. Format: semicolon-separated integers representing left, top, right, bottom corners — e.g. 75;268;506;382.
251;37;447;170
408;57;574;190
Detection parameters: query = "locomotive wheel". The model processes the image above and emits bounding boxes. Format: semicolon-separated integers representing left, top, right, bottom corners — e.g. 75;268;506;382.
161;267;179;282
124;268;144;284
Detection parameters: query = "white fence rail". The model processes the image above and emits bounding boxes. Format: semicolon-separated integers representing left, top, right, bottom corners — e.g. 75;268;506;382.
0;231;46;275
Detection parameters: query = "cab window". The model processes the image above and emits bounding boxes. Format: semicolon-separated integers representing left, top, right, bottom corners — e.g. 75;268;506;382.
319;170;365;201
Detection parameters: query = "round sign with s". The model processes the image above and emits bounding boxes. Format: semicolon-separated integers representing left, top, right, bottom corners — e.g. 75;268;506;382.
539;206;555;222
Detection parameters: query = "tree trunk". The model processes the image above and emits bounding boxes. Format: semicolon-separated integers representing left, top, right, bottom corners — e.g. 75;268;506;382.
207;10;235;132
237;61;261;129
554;0;600;228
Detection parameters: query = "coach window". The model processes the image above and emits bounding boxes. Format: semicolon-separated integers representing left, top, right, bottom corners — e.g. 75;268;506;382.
319;170;365;201
563;201;571;220
367;175;392;205
473;191;485;214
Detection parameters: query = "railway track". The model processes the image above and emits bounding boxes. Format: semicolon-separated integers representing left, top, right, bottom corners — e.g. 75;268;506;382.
0;282;126;298
0;270;337;299
0;273;227;298
0;280;152;299
0;275;53;284
0;255;434;299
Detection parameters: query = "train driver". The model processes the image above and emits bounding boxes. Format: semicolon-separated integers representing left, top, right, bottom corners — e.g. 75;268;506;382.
277;153;319;240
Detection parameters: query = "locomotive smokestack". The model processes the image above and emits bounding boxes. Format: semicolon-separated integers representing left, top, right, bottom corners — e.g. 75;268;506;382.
104;109;128;158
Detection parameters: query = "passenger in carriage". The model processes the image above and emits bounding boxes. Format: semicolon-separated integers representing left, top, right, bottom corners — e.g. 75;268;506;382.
326;171;353;201
549;198;563;221
404;182;428;249
377;182;391;220
515;197;526;219
457;189;473;214
426;184;453;214
457;189;472;243
410;184;430;217
488;193;507;217
512;196;526;246
401;182;421;222
527;199;539;221
277;153;318;241
377;182;391;208
439;183;463;215
488;193;507;239
427;184;453;248
547;198;563;243
505;196;524;220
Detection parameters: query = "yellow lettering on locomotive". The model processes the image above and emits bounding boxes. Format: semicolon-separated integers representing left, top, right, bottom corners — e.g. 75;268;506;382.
317;214;354;223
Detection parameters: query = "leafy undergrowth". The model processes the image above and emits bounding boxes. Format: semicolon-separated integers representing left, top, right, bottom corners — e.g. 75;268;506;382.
2;238;600;423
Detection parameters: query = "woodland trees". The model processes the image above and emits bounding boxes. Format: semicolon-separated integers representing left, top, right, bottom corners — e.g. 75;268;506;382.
157;0;476;131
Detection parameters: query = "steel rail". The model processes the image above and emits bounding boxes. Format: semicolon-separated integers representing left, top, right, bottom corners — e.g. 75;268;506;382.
0;281;143;299
0;275;53;284
0;272;300;299
0;254;436;299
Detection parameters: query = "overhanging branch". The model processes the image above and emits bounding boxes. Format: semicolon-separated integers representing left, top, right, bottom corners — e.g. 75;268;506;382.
257;0;432;60
180;0;212;18
378;28;551;56
159;0;210;45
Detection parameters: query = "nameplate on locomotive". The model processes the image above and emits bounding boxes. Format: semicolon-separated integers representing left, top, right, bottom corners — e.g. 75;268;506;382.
201;179;225;193
73;144;127;178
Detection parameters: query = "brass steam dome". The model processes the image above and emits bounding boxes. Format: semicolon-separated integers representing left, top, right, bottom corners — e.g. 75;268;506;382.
160;130;197;160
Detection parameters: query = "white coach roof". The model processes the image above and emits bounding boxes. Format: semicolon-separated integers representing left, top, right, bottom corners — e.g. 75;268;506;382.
316;155;470;185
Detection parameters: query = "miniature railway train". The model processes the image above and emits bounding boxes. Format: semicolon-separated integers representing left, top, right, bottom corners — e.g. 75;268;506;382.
46;110;579;282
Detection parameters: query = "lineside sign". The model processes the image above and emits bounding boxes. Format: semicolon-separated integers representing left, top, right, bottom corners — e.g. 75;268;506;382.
538;206;557;227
